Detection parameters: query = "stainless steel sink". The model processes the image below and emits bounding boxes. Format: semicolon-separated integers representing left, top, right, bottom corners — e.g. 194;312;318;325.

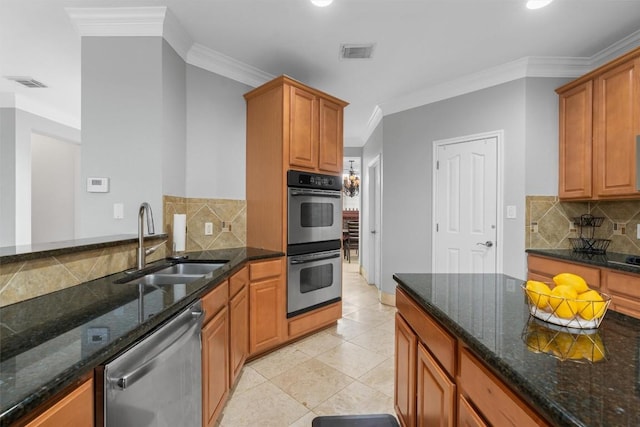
154;262;226;276
119;262;227;285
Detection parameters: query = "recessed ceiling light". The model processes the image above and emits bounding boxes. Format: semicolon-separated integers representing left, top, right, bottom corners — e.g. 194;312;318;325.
311;0;333;7
526;0;554;9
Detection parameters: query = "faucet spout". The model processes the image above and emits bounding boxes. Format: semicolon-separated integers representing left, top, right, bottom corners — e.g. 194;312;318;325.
137;202;156;270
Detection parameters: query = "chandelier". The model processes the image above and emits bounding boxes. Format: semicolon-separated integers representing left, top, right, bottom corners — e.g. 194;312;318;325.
343;160;360;198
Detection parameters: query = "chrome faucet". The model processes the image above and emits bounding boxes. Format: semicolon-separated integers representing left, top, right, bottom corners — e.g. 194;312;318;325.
137;202;156;270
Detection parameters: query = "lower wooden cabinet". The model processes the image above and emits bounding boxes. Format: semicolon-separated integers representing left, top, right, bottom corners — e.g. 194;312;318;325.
229;271;249;385
248;258;286;356
202;305;229;427
395;313;417;427
416;343;455;427
527;254;640;319
458;395;488;427
25;377;93;427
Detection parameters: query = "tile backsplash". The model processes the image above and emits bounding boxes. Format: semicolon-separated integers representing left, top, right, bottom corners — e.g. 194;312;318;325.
0;196;247;307
526;196;640;255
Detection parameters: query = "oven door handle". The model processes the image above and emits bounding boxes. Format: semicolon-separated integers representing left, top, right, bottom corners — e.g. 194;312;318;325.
289;189;342;198
290;253;341;264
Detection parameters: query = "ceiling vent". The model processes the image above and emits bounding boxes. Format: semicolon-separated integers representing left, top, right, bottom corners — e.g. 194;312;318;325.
340;43;375;60
5;76;48;88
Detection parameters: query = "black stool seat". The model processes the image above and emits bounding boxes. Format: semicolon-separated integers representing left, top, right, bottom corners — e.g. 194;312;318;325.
312;414;399;427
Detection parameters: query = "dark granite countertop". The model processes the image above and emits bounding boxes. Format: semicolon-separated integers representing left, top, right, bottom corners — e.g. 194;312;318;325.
526;248;640;274
0;247;283;426
0;234;168;263
393;273;640;427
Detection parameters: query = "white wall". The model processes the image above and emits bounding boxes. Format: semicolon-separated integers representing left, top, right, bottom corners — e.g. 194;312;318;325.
31;133;80;243
186;65;251;200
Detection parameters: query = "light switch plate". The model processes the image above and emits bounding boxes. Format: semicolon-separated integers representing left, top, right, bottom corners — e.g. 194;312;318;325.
506;205;516;219
637;224;640;239
204;222;213;235
113;203;124;219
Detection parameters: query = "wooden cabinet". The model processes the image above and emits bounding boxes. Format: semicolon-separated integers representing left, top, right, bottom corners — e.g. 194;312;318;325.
601;268;640;319
396;287;548;427
395;313;417;427
248;258;286;356
201;281;229;427
458;348;547;427
557;46;640;200
527;254;640;319
24;377;93;427
558;81;593;199
593;56;640;197
245;76;347;252
229;267;249;386
416;343;455;427
286;82;345;174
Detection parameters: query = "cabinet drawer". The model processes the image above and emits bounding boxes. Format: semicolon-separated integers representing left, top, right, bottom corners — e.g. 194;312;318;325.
603;269;640;299
230;266;249;298
26;377;93;427
527;255;600;288
202;281;229;324
396;287;456;377
459;348;547;427
250;258;282;281
288;301;341;339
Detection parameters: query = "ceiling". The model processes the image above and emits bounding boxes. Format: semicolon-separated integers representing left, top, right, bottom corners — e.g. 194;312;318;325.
1;0;640;147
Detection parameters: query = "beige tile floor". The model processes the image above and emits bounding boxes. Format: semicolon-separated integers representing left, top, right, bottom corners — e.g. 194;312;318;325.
218;258;397;426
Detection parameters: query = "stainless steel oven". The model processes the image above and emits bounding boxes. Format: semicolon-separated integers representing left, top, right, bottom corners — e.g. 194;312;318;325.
287;170;342;246
287;243;342;317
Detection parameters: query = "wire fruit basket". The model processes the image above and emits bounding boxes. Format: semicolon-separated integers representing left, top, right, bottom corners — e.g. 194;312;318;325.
569;214;610;254
522;318;606;363
522;284;611;329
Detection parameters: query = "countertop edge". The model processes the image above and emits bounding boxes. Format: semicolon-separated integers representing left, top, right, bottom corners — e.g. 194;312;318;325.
0;248;284;426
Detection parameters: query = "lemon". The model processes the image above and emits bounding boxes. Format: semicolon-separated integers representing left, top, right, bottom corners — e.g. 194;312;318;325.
549;285;578;319
525;280;552;309
577;290;606;320
553;273;589;293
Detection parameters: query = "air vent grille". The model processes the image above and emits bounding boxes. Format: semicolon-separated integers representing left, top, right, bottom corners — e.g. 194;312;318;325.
340;43;375;60
5;76;48;88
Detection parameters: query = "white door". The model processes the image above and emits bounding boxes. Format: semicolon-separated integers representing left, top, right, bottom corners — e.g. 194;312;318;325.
368;155;382;289
433;135;499;274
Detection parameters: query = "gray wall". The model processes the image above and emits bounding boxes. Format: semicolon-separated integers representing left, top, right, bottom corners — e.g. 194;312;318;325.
79;37;182;238
0;108;16;246
363;77;573;295
186;66;251;199
0;108;80;246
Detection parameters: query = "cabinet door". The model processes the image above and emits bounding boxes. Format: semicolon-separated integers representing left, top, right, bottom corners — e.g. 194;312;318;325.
602;269;640;319
26;378;93;427
558;81;593;199
289;85;318;171
249;276;285;356
202;307;229;427
229;285;249;385
593;56;640;197
395;313;417;427
458;395;488;427
416;343;455;427
318;98;343;174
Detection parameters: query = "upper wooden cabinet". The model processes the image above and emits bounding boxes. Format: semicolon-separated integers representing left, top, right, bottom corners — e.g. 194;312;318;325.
245;76;348;252
556;46;640;200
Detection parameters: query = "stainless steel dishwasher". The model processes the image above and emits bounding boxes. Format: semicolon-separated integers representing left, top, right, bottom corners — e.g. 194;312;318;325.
98;300;203;427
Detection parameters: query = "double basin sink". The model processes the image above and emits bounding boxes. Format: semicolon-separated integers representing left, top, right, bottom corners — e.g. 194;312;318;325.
120;261;227;286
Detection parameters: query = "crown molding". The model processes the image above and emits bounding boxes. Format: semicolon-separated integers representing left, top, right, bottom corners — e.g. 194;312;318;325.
186;43;275;88
1;93;80;129
66;7;166;37
590;28;640;68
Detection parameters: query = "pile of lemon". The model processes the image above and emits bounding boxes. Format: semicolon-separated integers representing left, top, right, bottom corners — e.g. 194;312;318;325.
525;273;607;321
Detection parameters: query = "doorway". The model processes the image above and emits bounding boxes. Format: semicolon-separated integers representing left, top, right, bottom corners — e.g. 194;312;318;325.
432;131;503;274
367;155;382;289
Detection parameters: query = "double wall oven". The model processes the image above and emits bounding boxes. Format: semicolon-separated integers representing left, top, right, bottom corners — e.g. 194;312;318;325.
287;170;342;318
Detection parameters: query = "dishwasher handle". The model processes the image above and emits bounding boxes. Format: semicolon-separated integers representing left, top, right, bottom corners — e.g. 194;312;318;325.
111;304;203;390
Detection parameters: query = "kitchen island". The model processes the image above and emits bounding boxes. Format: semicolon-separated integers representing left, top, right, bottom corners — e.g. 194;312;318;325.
0;247;283;426
393;273;640;427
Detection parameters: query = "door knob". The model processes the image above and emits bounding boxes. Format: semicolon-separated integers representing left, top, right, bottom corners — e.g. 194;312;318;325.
371;230;376;234
477;241;493;248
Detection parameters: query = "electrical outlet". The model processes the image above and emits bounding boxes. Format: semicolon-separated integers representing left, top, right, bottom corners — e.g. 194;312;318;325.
221;221;231;232
613;223;626;235
530;222;538;233
568;221;576;232
204;222;213;235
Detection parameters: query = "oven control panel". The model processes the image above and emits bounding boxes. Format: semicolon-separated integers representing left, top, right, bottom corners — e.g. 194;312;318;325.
287;170;341;191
